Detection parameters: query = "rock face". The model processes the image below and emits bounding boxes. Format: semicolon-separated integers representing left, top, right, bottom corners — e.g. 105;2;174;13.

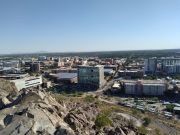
0;79;138;135
0;79;18;110
0;88;74;135
64;105;99;135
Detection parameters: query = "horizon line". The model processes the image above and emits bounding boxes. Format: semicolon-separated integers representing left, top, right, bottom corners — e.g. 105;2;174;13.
0;48;180;56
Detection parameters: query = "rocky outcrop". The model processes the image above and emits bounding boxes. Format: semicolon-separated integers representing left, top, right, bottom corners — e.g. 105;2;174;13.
0;89;74;135
0;79;138;135
64;105;99;135
0;79;18;110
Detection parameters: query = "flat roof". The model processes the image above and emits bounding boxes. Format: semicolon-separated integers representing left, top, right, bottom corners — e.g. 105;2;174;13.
122;79;166;84
174;107;180;111
56;73;77;79
104;69;114;72
11;76;42;82
118;70;143;73
104;65;118;67
78;65;104;68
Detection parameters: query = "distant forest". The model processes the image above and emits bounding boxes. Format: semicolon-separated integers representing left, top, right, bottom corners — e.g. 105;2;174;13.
1;49;180;59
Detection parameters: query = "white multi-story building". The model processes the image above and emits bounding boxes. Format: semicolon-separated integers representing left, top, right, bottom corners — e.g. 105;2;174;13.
161;58;180;74
145;57;180;74
123;80;166;96
11;76;43;91
144;58;157;74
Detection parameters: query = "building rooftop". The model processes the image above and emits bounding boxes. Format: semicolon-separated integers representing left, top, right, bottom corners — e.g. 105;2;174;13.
174;107;180;111
104;69;114;73
78;65;104;68
122;79;166;84
55;73;77;79
118;69;143;73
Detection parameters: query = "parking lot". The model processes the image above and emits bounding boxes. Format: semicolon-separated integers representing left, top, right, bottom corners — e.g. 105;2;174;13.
117;97;180;120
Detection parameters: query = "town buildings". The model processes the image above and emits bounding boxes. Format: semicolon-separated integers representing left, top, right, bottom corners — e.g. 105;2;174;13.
161;57;180;74
144;57;180;74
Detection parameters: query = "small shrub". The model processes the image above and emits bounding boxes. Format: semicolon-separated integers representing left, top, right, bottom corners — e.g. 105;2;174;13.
132;109;138;115
84;95;95;103
137;126;148;135
95;113;112;129
143;117;151;127
166;104;175;112
155;128;161;135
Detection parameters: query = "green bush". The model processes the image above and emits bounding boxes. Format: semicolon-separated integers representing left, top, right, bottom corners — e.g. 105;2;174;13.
143;117;151;127
95;113;112;129
166;104;175;112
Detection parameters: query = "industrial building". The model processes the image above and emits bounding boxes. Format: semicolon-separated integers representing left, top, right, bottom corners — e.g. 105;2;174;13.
11;76;43;91
78;65;105;88
123;80;167;96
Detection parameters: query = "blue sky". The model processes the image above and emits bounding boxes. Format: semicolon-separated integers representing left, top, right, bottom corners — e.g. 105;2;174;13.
0;0;180;54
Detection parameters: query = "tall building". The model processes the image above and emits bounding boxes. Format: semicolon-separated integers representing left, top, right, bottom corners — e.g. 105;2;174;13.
30;62;40;72
161;57;180;74
78;65;104;88
144;58;157;74
145;57;180;74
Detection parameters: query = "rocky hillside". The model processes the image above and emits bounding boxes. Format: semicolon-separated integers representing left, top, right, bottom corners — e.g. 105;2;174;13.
0;80;139;135
0;79;18;110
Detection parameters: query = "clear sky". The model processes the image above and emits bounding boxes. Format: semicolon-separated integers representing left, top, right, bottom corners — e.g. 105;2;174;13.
0;0;180;54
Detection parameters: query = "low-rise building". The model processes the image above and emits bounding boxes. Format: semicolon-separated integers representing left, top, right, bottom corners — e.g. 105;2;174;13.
11;76;43;91
42;81;52;88
0;67;21;74
0;73;28;80
123;80;167;96
49;73;77;84
104;69;115;76
118;69;144;79
52;68;77;74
